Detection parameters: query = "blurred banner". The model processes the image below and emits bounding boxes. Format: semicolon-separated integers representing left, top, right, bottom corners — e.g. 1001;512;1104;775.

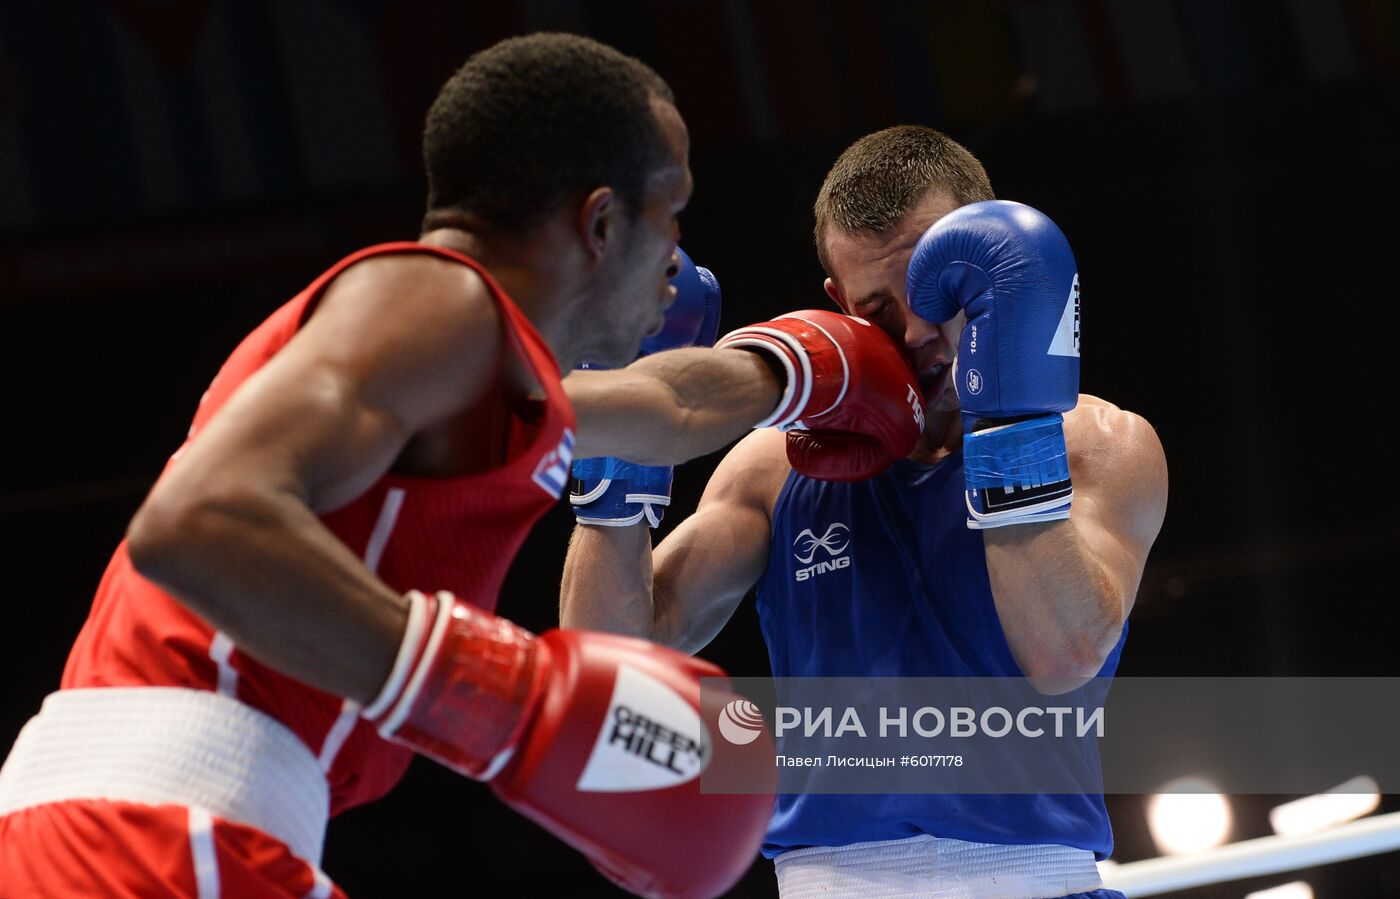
2;1;1393;231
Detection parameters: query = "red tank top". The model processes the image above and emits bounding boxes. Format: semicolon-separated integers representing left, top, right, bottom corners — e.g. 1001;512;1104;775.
61;243;577;815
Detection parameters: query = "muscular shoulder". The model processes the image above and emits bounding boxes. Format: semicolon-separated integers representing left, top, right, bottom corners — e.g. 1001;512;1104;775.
313;252;501;343
1065;395;1162;466
294;251;506;428
701;428;791;518
1064;394;1168;545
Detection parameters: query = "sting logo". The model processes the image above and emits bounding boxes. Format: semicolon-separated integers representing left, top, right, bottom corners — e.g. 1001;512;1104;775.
793;522;852;582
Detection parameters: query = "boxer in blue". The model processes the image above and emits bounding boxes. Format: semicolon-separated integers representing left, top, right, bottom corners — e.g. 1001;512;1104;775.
562;125;1167;898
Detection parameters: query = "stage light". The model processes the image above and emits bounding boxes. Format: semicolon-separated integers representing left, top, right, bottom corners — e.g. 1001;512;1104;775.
1270;775;1380;837
1146;777;1232;855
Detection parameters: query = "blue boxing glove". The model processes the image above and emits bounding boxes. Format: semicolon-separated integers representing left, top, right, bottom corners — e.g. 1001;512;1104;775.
641;248;722;357
571;248;722;527
906;201;1080;529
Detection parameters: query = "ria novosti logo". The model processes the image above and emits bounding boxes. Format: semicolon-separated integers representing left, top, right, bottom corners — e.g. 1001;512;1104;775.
792;522;851;582
717;699;765;745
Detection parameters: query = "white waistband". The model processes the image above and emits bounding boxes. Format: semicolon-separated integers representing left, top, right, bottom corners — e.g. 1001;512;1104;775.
0;687;330;865
774;833;1103;899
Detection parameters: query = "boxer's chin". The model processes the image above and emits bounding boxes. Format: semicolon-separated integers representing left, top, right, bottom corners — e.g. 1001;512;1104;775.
925;389;960;419
920;364;956;412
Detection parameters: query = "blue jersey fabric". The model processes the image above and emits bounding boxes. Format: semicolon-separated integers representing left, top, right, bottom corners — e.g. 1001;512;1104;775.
754;453;1126;859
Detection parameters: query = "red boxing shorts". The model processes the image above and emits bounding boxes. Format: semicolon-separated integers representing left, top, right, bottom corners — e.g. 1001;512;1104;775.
0;688;344;898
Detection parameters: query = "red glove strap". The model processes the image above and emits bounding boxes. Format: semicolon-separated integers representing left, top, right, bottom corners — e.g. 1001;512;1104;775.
716;319;848;429
365;591;547;780
715;329;804;428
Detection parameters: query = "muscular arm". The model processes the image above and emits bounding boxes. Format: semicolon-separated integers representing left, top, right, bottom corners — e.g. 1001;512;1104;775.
561;428;787;654
126;255;502;704
565;347;783;464
984;398;1167;691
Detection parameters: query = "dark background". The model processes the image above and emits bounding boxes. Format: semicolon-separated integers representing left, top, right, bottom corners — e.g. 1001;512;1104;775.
2;1;1398;896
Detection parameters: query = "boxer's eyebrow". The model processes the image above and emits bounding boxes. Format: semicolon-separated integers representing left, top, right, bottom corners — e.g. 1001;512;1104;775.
855;289;895;309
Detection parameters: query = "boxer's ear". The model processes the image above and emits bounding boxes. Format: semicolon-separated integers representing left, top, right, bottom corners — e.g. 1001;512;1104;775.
579;186;617;260
823;277;850;313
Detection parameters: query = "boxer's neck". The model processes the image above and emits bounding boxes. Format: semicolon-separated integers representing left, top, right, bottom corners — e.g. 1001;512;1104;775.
910;405;964;465
419;222;592;369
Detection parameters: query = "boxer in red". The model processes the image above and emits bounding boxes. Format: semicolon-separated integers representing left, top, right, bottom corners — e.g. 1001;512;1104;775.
0;34;923;899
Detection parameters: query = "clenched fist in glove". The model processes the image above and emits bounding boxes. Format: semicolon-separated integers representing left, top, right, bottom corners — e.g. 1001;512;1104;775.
905;200;1080;528
363;591;775;899
716;309;925;481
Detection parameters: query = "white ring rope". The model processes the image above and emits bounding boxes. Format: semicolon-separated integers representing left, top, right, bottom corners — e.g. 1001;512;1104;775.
1100;810;1400;896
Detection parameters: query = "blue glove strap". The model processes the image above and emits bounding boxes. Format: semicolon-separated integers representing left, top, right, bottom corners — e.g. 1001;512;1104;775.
570;457;674;528
963;414;1072;529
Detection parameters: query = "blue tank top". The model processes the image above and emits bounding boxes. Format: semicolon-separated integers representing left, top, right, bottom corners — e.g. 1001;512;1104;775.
754;451;1126;859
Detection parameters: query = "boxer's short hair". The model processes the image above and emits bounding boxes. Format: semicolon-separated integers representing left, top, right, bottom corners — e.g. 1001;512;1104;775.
814;125;994;275
422;33;675;233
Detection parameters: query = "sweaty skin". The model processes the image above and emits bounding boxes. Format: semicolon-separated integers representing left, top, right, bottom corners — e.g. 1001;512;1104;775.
126;95;782;706
561;190;1167;692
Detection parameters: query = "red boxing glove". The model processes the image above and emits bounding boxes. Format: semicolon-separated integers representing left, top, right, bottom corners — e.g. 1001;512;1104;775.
716;310;925;480
364;592;775;899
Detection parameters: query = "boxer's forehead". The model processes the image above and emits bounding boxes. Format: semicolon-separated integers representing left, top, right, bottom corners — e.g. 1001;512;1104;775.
646;96;692;209
825;190;960;299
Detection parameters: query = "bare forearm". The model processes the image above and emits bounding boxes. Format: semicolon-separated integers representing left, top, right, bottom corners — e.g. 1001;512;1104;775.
572;348;783;464
560;523;658;639
127;489;405;705
640;348;781;456
983;520;1129;684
